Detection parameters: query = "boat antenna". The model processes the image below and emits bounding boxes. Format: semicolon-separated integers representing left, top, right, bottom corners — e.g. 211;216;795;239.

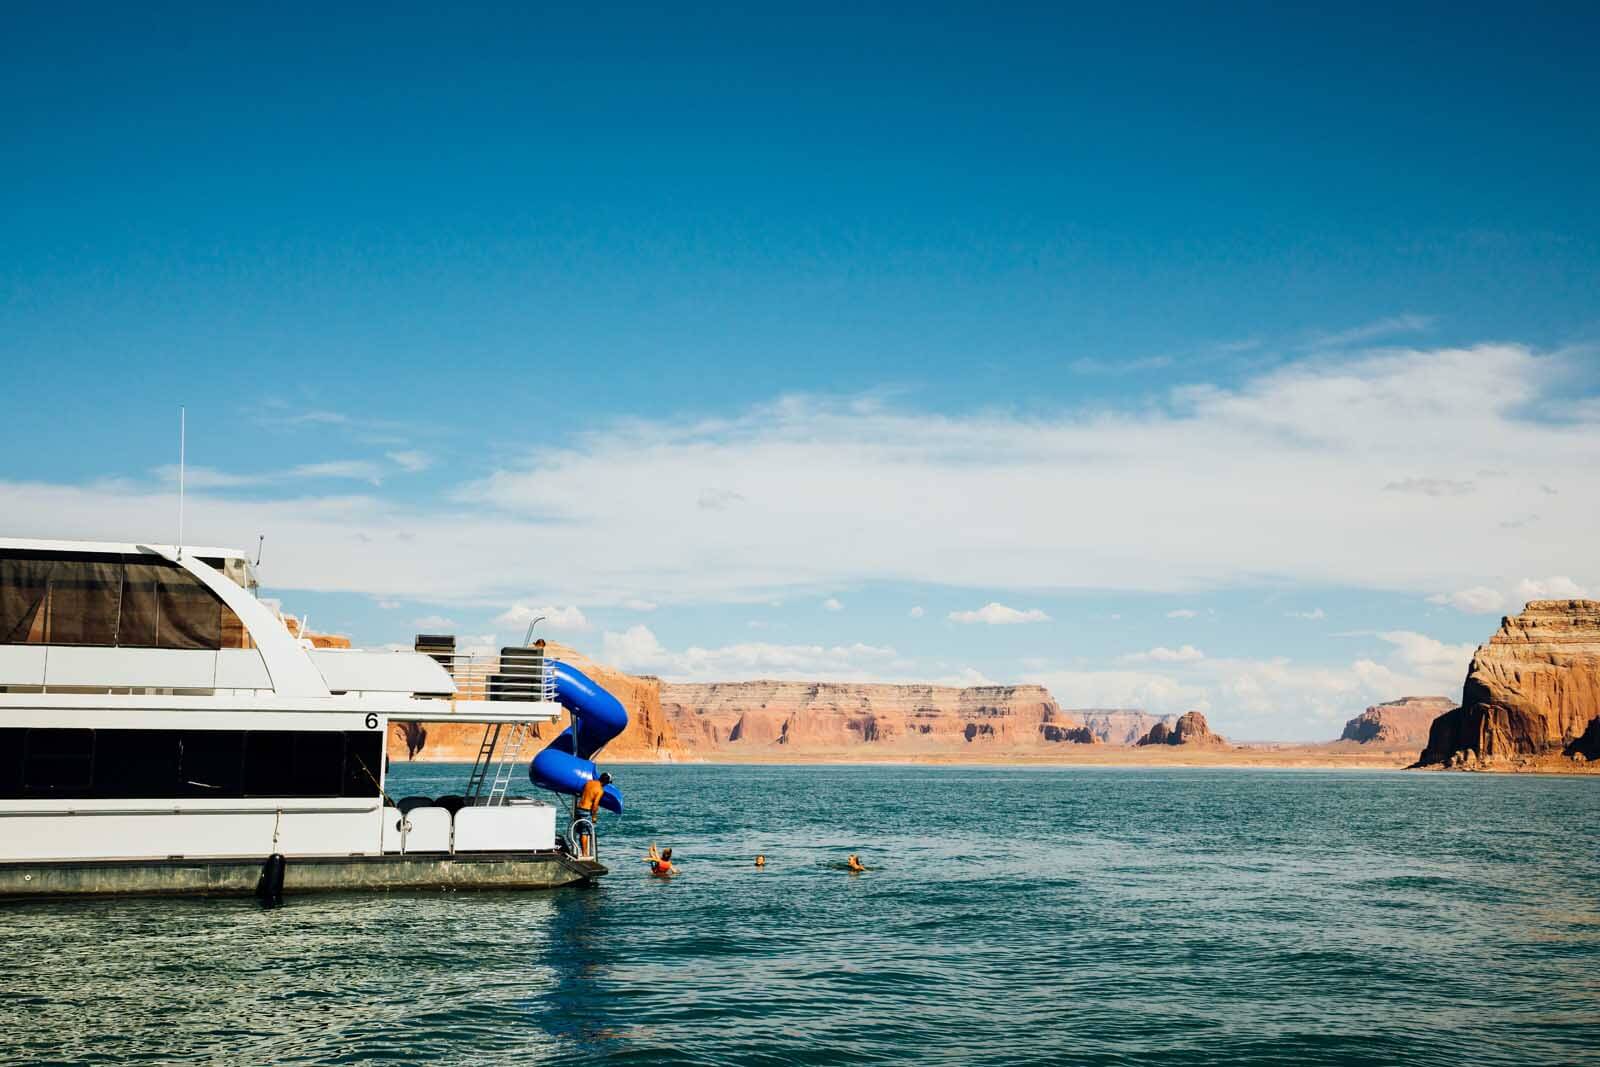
176;406;186;560
523;615;546;646
255;534;265;567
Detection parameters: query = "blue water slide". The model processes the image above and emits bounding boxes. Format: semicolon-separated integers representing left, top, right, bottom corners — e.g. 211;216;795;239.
528;659;627;813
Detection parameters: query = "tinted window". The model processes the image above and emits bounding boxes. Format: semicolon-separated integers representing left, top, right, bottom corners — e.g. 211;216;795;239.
0;728;380;800
23;728;94;794
342;732;383;797
243;731;296;796
290;731;344;797
178;731;244;796
0;729;23;796
94;730;180;797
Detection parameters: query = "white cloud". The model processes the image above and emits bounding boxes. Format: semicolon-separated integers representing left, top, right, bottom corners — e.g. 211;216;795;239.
12;345;1597;610
623;599;658;612
696;488;746;510
386;450;433;473
1515;576;1589;602
1123;645;1206;663
1307;313;1433;349
1028;627;1473;741
1428;577;1590;616
455;633;500;655
1375;631;1477;692
494;603;591;631
1428;587;1506;615
908;606;925;618
1166;609;1199;619
286;460;385;484
1383;478;1475;497
1286;608;1326;620
948;602;1051;625
377;600;401;610
153;460;385;488
822;597;844;612
412;614;457;630
932;667;998;687
600;624;896;681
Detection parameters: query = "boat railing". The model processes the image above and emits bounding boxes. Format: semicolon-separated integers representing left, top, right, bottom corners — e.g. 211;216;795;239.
422;649;557;703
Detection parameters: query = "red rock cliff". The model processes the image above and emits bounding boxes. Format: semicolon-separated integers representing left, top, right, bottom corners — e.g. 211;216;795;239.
658;680;1098;755
1415;600;1600;769
1339;697;1455;746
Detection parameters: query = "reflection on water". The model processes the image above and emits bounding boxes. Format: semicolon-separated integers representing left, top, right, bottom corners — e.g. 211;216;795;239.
2;764;1597;1065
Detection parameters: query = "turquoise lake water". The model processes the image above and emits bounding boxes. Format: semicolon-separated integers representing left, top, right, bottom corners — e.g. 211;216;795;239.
2;763;1598;1065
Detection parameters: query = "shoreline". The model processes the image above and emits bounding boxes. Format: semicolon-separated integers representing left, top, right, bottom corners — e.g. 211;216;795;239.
389;746;1600;775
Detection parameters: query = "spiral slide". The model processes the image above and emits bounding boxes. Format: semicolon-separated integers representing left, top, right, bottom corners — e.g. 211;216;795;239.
528;659;627;813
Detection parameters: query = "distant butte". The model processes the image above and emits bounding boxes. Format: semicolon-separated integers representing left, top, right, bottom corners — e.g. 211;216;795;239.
1339;697;1455;747
1135;710;1226;747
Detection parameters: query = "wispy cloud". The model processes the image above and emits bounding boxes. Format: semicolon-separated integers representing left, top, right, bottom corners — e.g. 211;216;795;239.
1285;608;1326;620
1307;313;1434;349
822;597;844;612
1122;645;1206;663
948;603;1051;625
1383;478;1474;497
602;624;896;681
1428;587;1505;614
697;488;746;510
153;460;384;487
17;345;1595;610
387;450;433;473
1166;608;1199;619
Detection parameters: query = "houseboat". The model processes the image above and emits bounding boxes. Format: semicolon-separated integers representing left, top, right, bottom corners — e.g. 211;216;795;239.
0;537;625;900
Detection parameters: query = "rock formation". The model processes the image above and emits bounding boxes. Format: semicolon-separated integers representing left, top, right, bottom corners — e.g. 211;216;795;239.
658;680;1103;755
1136;710;1225;747
1339;697;1455;746
1079;710;1177;745
1415;599;1600;770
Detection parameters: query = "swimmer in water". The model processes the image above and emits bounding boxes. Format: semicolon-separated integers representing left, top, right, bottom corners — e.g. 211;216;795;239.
642;843;661;865
755;854;766;868
847;853;865;872
649;847;676;877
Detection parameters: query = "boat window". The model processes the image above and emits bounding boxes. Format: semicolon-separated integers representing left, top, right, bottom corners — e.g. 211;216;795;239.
343;732;383;796
93;730;183;798
21;728;95;795
177;730;245;796
0;728;381;800
0;551;249;650
0;729;22;796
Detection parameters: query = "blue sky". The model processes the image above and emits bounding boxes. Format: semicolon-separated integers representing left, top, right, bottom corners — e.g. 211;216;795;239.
3;4;1598;738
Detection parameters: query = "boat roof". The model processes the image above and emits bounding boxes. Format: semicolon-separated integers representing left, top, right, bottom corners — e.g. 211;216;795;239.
0;537;249;560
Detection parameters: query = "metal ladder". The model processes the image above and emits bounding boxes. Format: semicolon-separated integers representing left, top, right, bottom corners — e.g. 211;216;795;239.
463;720;534;807
462;723;502;803
484;721;533;805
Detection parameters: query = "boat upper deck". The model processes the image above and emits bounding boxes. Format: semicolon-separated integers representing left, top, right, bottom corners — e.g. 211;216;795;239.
0;538;560;722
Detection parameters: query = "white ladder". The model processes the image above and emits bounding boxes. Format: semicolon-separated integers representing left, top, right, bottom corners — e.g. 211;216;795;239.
484;721;533;806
